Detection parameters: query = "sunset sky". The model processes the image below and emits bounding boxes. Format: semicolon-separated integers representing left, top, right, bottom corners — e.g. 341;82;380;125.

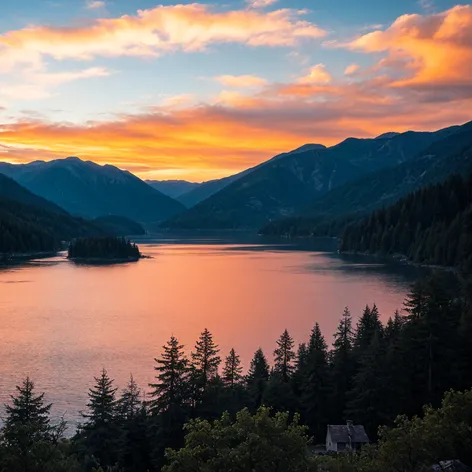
0;0;471;181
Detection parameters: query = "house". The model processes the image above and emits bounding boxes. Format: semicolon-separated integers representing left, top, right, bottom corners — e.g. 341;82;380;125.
326;420;369;452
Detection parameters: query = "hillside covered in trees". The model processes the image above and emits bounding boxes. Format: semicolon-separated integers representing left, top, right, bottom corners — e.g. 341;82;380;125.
68;236;141;262
0;173;146;256
260;126;472;239
341;172;472;272
0;273;471;471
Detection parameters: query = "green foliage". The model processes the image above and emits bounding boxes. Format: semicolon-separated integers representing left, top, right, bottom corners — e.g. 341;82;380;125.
163;407;314;472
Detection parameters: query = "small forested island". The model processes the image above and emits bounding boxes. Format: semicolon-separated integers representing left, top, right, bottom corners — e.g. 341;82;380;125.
68;236;142;263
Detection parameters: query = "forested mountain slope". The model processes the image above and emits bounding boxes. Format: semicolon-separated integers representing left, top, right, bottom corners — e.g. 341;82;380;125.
261;121;472;237
341;172;472;272
163;123;463;229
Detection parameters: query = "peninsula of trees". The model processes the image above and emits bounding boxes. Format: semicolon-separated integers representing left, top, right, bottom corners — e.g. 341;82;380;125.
341;172;472;272
0;273;471;471
68;236;141;263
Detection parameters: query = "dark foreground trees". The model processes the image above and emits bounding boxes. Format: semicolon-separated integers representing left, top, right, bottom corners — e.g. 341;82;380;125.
163;407;313;472
1;273;471;471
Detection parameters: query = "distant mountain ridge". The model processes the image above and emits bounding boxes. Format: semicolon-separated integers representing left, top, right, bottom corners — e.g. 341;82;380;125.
163;123;464;230
261;121;472;237
0;157;185;223
0;173;147;254
146;180;202;200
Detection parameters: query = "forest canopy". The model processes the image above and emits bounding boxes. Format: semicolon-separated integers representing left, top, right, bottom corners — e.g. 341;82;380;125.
68;236;141;261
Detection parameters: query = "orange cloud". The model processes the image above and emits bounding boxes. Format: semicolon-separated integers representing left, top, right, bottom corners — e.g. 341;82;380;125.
1;5;470;181
298;64;332;84
1;85;470;181
215;75;269;88
348;5;472;92
344;63;360;76
0;4;327;70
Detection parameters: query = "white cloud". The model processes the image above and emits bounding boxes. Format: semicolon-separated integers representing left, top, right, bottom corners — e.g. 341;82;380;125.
86;1;106;9
0;67;110;101
246;0;279;8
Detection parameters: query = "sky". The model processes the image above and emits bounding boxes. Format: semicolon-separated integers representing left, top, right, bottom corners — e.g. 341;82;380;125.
0;0;471;181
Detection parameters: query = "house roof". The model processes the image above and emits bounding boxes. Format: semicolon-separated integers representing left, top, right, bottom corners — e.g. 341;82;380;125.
327;424;370;443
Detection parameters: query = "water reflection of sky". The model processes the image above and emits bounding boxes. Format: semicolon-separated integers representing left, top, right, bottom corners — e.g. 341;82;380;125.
0;238;427;433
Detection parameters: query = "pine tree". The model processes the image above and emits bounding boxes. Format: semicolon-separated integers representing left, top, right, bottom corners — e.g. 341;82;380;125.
149;336;189;415
330;307;355;423
247;348;270;408
291;343;309;397
119;374;142;419
354;304;383;356
347;331;388;439
149;336;190;470
118;377;152;472
301;323;330;439
3;377;53;441
78;369;121;468
191;328;221;393
0;378;68;472
222;349;243;388
402;275;462;413
273;329;296;382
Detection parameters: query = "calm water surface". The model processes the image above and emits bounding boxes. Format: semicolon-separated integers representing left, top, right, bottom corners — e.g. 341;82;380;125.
0;235;428;430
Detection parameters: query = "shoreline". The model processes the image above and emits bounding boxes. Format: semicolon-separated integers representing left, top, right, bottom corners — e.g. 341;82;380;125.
68;255;142;265
0;251;59;265
339;249;458;273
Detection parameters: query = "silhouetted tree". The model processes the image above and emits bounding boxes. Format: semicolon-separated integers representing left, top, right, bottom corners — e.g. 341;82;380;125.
246;348;270;409
273;329;296;382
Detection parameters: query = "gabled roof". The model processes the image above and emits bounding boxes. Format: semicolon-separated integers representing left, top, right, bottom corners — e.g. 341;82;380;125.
327;424;369;443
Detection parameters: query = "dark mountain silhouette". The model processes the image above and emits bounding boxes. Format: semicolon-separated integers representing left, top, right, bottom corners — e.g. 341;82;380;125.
146;180;202;200
0;173;109;254
177;144;328;208
0;157;185;222
163;124;461;229
0;172;66;215
261;121;472;237
92;216;145;236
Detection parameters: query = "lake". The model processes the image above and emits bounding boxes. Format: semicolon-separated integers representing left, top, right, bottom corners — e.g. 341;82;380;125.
0;235;428;431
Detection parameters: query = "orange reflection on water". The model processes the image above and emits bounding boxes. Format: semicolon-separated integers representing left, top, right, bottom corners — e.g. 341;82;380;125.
0;243;420;427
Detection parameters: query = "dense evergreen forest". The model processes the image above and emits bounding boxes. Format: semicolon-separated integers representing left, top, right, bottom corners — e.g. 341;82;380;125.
341;172;472;272
68;237;141;261
0;198;110;255
1;273;471;471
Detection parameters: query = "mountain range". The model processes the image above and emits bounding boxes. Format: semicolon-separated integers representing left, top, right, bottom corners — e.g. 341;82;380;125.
0;173;146;254
2;120;471;240
163;123;465;230
146;180;202;200
261;121;472;236
0;157;184;223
